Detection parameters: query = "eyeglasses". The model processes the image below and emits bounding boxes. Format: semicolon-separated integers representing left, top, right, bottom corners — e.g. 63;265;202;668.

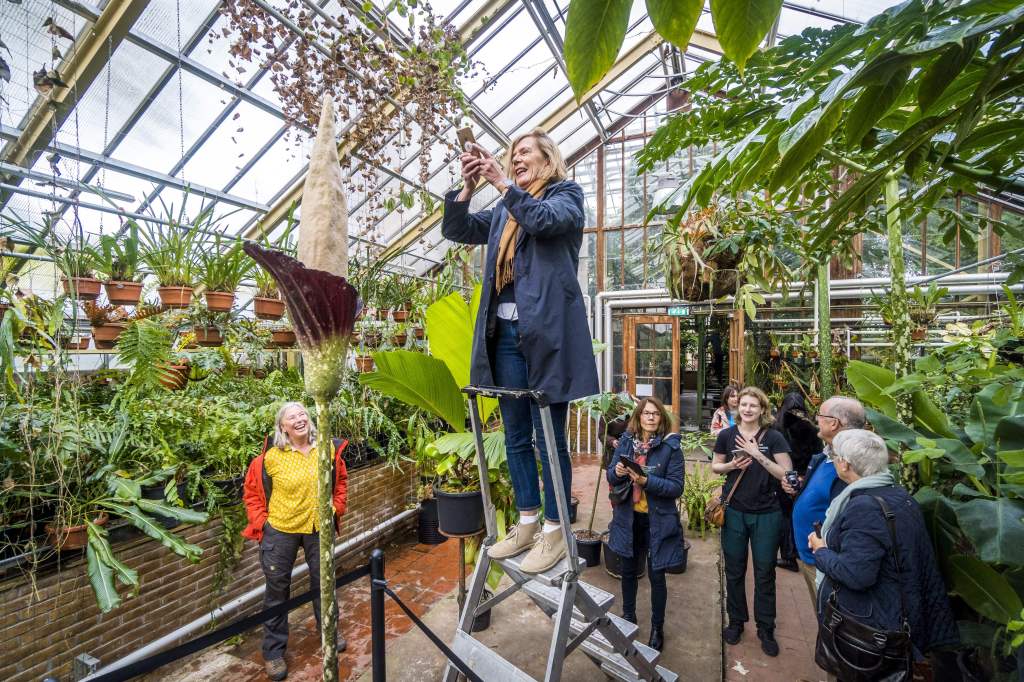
641;411;661;417
817;413;841;423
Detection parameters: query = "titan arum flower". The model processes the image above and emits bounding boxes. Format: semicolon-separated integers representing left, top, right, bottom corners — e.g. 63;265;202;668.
244;95;358;682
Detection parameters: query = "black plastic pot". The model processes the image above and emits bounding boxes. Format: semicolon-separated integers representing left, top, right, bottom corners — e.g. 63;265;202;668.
665;539;692;574
472;589;493;632
568;496;579;524
436;489;484;536
212;474;245;501
602;531;645;580
574;531;602;567
417;499;447;545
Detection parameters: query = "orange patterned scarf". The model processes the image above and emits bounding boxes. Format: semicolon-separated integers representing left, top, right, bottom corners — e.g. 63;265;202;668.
495;178;548;294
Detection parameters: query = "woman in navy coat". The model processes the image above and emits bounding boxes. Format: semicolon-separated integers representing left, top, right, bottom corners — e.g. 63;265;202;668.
606;397;685;652
807;430;958;675
442;127;599;575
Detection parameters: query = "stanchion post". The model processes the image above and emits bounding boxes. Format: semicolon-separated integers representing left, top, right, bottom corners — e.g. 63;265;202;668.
370;549;386;682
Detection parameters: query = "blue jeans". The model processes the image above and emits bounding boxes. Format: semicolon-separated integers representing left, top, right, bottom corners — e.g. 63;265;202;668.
492;318;571;521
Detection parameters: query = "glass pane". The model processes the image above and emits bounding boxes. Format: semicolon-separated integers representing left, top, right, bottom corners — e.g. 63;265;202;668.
605;229;622;289
623;227;644;288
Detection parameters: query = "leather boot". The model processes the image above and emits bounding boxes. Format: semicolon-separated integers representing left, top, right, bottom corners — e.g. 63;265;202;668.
647;625;664;651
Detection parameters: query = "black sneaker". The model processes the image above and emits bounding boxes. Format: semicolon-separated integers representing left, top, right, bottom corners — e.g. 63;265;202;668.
758;629;779;657
723;621;743;645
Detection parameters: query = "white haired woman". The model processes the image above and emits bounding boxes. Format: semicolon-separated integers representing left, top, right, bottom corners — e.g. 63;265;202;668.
242;402;350;681
442;127;599;573
807;430;957;679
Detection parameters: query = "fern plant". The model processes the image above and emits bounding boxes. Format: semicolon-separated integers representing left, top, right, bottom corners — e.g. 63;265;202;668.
115;319;176;393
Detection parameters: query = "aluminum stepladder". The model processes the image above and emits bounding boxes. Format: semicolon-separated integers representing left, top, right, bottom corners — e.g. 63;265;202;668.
443;385;678;682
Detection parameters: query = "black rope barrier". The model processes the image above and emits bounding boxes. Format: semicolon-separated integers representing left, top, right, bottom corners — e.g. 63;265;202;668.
88;563;371;682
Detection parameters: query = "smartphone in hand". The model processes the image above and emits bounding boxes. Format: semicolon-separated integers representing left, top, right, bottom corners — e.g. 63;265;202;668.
456;127;479;156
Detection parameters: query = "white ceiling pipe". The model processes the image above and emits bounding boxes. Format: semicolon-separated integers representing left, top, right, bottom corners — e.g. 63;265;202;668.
82;509;417;682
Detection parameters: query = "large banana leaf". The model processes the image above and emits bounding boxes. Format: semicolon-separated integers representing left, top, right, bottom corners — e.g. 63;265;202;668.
432;430;507;470
359;350;466;432
846;361;953;437
134;499;210;524
970;382;1024;448
953;497;1024;568
948;555;1022;625
86;522;139;613
424;288;498;423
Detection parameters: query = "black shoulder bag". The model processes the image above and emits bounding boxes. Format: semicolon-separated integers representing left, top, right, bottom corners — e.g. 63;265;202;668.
814;495;913;682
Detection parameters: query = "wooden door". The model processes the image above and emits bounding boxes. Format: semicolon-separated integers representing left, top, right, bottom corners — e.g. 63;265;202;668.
624;315;680;415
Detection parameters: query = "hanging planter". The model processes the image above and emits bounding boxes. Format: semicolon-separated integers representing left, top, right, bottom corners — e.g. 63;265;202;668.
392;332;407;346
62;276;103;301
355;355;375;372
103;280;143;306
204;290;235;312
269;329;297;348
253;296;285;320
92;323;127;349
391;306;410;323
46;513;109;551
769;348;781;359
60;336;91;351
911;326;928;341
413;326;425;340
194;326;223;347
158;286;194;308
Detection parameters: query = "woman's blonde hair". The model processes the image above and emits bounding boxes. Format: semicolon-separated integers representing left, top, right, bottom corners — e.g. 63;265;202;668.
274;401;316;449
502;127;568;184
737;387;774;428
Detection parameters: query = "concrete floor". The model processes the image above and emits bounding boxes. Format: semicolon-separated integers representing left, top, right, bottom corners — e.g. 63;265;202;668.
148;452;824;681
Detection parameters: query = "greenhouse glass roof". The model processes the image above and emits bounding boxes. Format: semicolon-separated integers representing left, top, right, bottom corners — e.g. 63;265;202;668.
0;0;894;276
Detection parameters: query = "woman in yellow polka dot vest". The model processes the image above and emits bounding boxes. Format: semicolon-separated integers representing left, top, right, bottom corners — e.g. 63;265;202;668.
242;402;349;681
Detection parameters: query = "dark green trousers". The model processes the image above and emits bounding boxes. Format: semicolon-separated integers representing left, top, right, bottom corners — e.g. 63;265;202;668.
721;507;782;632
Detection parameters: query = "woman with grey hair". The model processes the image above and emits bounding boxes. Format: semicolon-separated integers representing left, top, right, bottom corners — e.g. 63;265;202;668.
807;429;957;679
242;402;350;681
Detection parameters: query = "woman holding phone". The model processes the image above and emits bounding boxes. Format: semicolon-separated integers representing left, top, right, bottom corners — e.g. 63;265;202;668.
711;387;793;658
441;128;598;574
605;397;684;652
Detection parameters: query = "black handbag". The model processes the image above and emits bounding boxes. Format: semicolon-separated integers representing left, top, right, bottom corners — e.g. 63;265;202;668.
814;496;913;682
608;478;632;505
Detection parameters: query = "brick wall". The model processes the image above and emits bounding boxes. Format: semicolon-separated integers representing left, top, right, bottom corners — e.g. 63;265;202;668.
0;461;417;682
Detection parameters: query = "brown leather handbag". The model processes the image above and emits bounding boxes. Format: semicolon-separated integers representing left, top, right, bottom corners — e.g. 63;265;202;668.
704;467;747;528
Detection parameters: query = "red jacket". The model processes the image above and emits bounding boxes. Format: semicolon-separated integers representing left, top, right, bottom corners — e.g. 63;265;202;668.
241;437;349;543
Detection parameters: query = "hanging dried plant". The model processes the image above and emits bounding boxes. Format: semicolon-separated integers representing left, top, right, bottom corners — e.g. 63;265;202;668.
218;0;478;235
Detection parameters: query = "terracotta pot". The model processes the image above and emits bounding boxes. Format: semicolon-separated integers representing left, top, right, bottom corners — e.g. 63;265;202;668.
391;308;409;323
413;327;425;340
911;326;928;341
355;355;375;372
46;512;109;551
62;276;102;301
91;323;126;349
769;348;780;359
375;308;389;321
810;395;823;406
158;286;194;308
158;363;189;390
0;303;8;317
269;329;296;348
253;296;285;320
60;336;91;351
104;280;143;305
392;333;407;346
194;327;223;347
204;290;235;312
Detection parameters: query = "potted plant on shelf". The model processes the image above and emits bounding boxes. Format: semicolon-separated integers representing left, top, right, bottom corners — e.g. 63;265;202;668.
139;205;205;308
387;275;420;322
908;283;948;341
83;300;128;349
93;221;146;305
197;236;253;312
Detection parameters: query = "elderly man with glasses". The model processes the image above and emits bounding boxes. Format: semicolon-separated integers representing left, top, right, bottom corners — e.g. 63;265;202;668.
782;396;866;605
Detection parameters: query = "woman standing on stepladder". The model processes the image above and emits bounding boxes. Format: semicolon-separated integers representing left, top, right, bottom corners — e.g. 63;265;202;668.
441;127;599;574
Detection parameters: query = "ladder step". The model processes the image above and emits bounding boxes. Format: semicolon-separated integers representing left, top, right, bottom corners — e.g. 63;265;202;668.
567;612;639;653
581;638;675;681
497;552;585;587
449;630;536;682
522;579;615;616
